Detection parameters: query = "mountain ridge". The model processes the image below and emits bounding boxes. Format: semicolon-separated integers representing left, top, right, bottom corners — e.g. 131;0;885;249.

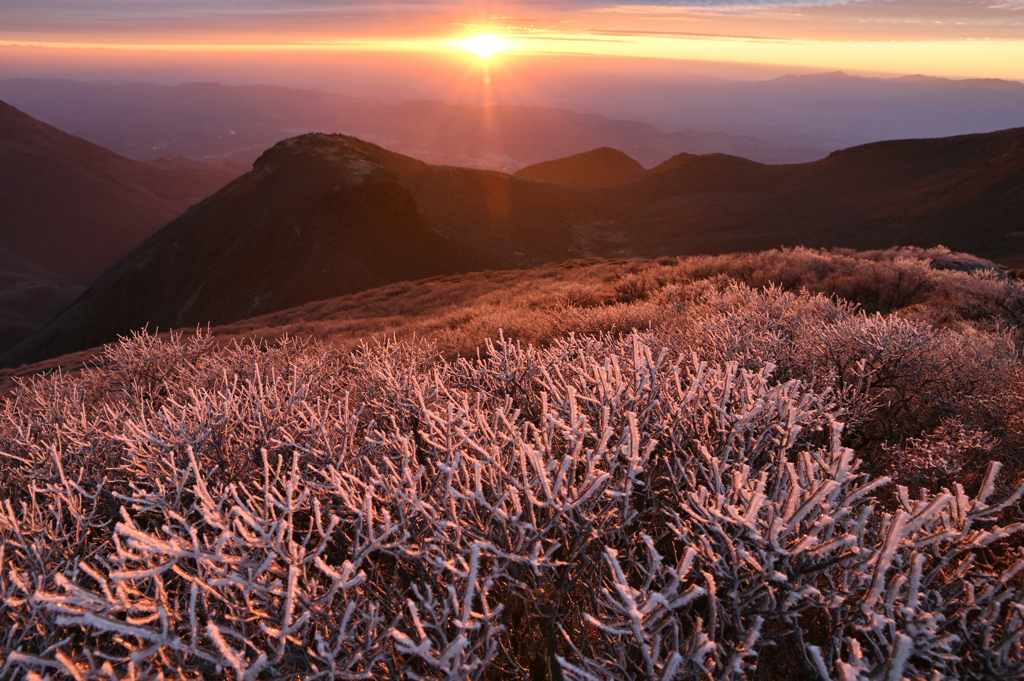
514;147;646;186
5;126;1024;367
0;99;245;282
0;99;246;351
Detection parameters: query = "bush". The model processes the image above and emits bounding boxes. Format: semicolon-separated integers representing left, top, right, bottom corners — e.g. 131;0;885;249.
1;316;1023;679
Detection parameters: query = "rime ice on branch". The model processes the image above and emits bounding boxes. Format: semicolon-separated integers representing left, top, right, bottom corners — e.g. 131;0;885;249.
1;300;1022;679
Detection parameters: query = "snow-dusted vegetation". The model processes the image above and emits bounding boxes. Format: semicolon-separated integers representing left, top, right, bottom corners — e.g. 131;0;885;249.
2;260;1024;679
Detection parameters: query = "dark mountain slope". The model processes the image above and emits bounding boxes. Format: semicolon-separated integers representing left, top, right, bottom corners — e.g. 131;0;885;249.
0;248;82;351
6;127;1024;367
0;99;244;283
1;134;603;364
589;128;1024;258
775;129;1024;254
514;148;646;186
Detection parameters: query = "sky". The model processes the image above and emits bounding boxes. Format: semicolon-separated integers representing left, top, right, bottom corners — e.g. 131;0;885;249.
1;0;1023;81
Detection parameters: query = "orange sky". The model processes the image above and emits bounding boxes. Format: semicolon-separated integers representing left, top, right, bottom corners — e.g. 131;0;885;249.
2;1;1023;80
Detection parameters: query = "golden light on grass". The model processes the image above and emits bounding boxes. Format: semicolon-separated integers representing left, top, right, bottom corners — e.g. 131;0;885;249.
461;33;506;59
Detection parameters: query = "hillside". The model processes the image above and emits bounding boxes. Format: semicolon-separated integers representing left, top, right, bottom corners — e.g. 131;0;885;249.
0;99;245;283
5;127;1024;367
514;147;646;186
1;246;1022;680
0;247;82;352
0;245;1010;394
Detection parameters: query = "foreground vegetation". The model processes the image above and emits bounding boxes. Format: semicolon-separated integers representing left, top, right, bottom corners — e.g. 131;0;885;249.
198;245;1023;360
1;247;1023;680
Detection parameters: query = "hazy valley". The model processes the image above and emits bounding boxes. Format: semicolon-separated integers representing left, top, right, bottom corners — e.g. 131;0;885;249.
0;78;824;170
6;71;1024;171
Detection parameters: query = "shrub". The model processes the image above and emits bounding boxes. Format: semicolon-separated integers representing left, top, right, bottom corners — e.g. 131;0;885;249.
5;248;1024;679
1;323;1022;680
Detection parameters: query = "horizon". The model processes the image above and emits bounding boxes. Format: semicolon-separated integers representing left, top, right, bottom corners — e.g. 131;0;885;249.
2;0;1024;90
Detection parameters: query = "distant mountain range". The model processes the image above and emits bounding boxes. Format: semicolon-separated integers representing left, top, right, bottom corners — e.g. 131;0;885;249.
0;100;244;350
0;79;826;169
541;70;1024;152
3;72;1021;173
5;125;1023;367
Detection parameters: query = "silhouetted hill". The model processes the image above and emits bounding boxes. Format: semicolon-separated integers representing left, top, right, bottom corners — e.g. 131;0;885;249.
514;147;646;186
0;99;245;283
6;127;1024;366
595;128;1024;259
1;134;593;364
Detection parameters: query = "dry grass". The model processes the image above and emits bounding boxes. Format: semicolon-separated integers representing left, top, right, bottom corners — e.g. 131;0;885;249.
181;246;1023;359
5;246;1018;383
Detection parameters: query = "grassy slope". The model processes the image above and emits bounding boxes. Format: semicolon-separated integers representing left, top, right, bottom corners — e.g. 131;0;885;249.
1;246;1015;387
133;246;1024;358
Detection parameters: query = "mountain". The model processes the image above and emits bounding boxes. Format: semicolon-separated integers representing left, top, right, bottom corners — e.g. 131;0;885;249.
0;133;600;365
5;127;1024;367
0;99;246;351
338;101;823;170
0;79;825;169
514;147;646;186
0;99;245;283
5;72;1021;170
551;70;1024;152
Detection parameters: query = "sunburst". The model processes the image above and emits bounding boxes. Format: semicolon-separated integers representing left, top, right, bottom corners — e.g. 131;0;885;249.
462;33;507;59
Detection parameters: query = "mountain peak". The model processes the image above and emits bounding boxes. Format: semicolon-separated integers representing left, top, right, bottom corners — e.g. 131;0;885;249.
514;147;645;187
255;133;375;165
251;133;426;179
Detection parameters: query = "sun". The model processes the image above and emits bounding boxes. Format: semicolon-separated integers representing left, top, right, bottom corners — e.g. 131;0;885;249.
462;33;507;59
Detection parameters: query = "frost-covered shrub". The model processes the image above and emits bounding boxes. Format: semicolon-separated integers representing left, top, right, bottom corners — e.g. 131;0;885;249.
793;313;1014;445
670;246;1022;317
881;418;999;491
651;281;1018;466
1;322;1022;680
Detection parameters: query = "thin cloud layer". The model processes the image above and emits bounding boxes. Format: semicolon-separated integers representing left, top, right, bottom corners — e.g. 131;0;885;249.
4;0;1021;38
1;0;1022;78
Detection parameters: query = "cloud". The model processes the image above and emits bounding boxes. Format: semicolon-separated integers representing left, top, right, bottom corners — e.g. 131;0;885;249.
0;0;852;13
587;27;789;40
4;0;1022;46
